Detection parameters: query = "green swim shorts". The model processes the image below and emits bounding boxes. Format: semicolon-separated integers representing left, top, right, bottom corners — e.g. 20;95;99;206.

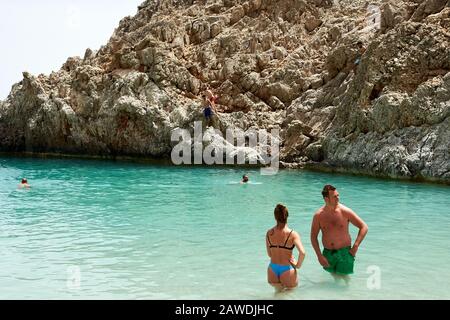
322;246;355;275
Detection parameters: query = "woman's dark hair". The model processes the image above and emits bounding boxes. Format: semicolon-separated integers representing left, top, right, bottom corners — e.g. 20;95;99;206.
274;204;289;224
21;178;27;184
322;184;336;198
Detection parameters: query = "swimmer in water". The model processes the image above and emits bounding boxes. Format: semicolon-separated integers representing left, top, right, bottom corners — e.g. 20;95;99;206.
18;178;31;189
241;174;249;184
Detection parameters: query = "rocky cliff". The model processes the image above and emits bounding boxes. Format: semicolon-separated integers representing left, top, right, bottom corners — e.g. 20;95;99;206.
0;0;449;183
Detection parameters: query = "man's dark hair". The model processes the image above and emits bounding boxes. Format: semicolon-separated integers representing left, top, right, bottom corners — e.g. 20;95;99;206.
322;184;336;198
357;41;364;47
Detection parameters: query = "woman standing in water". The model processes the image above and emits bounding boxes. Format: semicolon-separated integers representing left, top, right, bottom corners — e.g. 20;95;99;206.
266;204;306;291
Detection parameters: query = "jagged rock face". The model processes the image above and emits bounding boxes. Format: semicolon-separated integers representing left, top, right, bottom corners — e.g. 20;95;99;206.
318;4;450;182
0;0;449;183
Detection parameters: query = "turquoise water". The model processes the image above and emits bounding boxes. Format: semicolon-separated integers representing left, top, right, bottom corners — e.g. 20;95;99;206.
1;156;449;299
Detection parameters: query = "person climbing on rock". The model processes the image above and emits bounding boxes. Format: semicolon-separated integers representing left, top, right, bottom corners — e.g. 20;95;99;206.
202;90;219;128
353;41;366;75
206;88;219;104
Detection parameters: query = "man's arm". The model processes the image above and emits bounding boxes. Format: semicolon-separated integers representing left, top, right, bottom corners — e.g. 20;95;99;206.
311;213;329;267
310;213;322;258
210;99;218;114
344;207;368;256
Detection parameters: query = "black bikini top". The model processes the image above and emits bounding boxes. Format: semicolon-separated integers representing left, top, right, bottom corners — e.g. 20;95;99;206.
267;229;295;250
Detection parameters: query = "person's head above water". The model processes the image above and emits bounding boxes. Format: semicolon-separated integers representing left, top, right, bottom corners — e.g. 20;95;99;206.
242;174;249;183
322;184;339;207
274;203;289;225
21;178;28;184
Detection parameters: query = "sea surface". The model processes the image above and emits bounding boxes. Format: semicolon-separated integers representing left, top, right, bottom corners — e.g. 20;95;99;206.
1;156;449;299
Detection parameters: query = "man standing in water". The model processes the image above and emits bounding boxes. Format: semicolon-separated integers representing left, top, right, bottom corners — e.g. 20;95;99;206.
311;185;368;279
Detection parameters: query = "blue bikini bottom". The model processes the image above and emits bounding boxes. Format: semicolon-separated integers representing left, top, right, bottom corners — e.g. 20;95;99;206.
269;262;294;277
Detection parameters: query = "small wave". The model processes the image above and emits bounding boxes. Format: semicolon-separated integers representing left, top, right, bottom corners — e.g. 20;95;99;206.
227;181;262;185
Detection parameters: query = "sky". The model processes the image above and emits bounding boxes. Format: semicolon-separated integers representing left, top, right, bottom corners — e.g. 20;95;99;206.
0;0;144;100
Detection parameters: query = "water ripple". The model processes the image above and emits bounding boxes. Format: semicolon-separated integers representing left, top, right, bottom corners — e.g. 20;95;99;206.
1;157;449;299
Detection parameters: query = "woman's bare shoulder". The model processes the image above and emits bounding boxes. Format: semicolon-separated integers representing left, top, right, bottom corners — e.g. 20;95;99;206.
290;229;301;239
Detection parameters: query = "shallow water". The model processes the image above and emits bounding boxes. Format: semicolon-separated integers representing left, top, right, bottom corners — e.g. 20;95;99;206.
1;156;449;299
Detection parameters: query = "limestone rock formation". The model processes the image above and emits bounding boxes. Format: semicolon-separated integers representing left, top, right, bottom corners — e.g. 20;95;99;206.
0;0;449;183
